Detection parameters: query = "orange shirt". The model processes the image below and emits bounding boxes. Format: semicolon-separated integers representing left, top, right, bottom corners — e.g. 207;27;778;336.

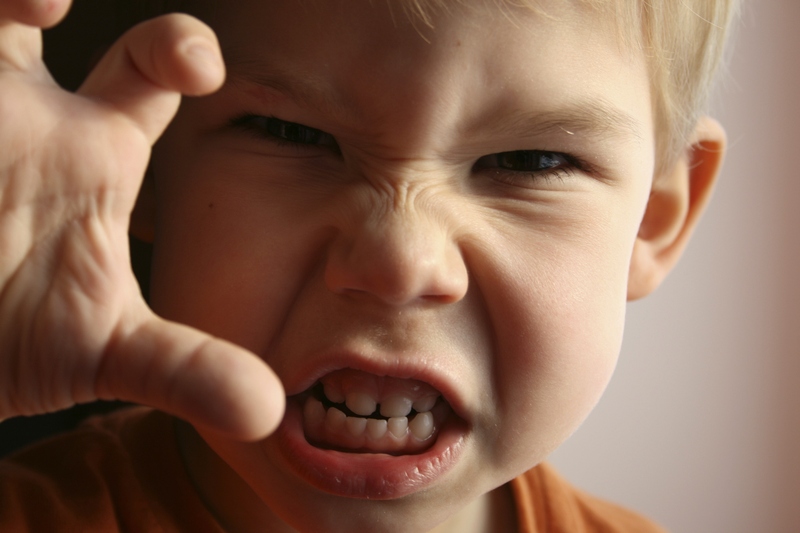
511;464;668;532
0;408;666;532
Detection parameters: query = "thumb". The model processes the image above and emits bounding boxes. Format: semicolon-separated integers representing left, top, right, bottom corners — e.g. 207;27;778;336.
98;309;285;441
78;13;225;143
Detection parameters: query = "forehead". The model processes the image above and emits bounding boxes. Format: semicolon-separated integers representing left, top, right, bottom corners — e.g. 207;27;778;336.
206;0;623;65
193;0;650;156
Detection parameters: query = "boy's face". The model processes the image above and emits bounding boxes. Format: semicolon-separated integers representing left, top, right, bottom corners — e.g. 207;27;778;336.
148;0;654;530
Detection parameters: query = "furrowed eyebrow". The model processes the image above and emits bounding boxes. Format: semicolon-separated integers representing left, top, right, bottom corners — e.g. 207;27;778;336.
225;58;361;125
224;55;642;144
478;99;644;143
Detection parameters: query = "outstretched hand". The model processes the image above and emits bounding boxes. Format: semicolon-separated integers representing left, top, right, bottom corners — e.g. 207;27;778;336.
0;0;285;441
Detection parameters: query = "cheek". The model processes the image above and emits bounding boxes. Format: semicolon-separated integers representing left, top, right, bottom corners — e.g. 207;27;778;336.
147;153;323;355
476;202;637;469
499;262;625;426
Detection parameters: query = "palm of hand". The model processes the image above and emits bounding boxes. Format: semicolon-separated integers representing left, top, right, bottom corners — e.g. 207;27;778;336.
0;1;284;441
0;58;150;416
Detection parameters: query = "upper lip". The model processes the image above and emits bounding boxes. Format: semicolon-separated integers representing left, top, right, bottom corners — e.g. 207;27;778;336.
281;350;470;424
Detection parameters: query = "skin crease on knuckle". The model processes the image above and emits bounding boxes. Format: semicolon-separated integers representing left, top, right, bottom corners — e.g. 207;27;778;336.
121;0;721;532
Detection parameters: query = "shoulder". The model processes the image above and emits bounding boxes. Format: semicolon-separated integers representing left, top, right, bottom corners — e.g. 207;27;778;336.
510;463;669;533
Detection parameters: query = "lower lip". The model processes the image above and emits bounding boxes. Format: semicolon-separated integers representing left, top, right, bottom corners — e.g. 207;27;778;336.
275;398;467;500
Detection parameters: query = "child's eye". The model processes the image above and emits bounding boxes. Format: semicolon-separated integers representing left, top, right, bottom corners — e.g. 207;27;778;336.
474;150;586;186
230;114;338;150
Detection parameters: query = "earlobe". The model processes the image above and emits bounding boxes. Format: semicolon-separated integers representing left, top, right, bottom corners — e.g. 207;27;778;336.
130;165;157;243
627;116;726;301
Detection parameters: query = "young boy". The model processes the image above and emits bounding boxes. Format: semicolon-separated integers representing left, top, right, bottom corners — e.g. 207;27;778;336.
0;0;737;531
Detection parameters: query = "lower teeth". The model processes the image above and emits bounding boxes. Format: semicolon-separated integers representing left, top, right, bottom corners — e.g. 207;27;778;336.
303;396;438;453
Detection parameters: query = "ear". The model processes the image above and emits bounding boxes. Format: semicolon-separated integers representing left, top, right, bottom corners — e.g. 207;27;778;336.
627;116;726;301
130;165;157;243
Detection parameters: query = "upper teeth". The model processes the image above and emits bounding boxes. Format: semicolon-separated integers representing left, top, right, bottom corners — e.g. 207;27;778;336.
411;396;437;413
342;390;439;417
319;371;441;419
380;395;413;417
322;382;345;404
345;392;377;416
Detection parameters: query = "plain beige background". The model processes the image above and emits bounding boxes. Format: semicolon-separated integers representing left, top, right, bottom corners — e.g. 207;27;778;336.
550;2;800;532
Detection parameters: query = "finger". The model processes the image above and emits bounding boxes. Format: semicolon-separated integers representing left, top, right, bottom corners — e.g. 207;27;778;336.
79;13;225;143
97;310;286;441
0;0;72;72
0;0;71;28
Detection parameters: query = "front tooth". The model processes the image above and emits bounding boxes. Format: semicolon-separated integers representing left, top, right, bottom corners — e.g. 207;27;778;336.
367;419;388;440
326;406;346;431
345;392;377;416
409;412;434;441
412;395;438;413
387;417;408;438
323;382;345;404
345;416;367;437
380;395;413;417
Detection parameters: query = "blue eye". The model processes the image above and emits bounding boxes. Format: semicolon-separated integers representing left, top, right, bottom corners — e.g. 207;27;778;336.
478;150;570;172
231;115;337;149
475;149;585;186
498;151;565;171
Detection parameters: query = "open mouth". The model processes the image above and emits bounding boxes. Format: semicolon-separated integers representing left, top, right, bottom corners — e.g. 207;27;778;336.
299;368;452;455
277;368;466;498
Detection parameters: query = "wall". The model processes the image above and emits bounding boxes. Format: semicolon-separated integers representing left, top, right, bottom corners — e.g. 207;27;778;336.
550;2;800;532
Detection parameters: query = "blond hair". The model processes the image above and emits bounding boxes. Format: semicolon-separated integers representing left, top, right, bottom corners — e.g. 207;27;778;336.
617;0;739;175
119;0;739;175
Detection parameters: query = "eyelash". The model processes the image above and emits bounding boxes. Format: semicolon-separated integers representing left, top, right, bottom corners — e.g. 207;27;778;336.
231;114;589;184
230;114;339;151
473;151;590;187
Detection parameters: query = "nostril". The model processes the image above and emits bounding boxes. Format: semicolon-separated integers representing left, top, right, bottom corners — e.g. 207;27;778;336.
422;292;463;305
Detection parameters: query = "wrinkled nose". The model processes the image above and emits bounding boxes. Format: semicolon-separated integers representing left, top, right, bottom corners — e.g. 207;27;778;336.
324;208;468;306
